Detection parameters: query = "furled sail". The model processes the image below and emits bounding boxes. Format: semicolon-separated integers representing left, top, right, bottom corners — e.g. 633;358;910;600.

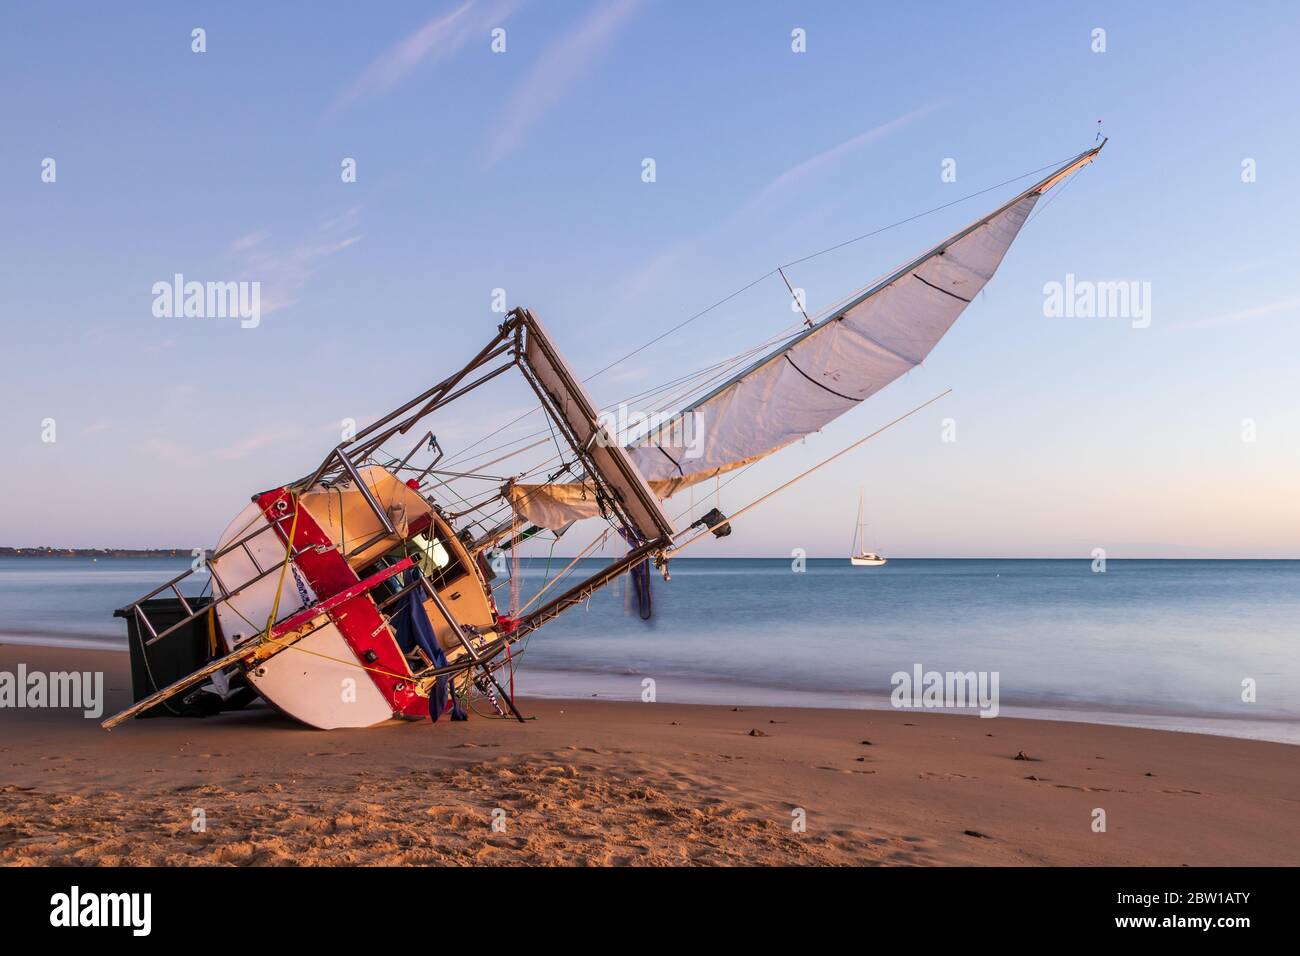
510;143;1104;529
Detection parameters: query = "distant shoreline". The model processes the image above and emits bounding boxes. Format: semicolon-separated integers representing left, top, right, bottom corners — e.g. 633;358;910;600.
0;548;200;558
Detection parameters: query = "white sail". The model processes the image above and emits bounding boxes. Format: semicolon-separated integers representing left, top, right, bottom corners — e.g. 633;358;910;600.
510;144;1104;529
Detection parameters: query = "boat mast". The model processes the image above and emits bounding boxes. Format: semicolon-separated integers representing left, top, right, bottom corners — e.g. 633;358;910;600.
852;491;864;555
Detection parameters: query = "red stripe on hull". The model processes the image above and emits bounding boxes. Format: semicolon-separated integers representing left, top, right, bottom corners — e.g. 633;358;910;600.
256;489;430;719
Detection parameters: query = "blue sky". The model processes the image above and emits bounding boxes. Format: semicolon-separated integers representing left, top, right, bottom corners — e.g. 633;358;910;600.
2;1;1297;557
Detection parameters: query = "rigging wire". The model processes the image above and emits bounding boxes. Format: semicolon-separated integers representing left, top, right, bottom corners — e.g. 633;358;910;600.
1023;165;1086;227
441;326;804;472
443;317;813;485
778;154;1075;270
437;153;1081;470
434;154;1097;575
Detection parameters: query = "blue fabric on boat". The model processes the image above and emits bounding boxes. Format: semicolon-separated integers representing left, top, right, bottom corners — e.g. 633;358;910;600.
619;530;653;620
436;669;468;722
391;582;440;660
390;581;467;722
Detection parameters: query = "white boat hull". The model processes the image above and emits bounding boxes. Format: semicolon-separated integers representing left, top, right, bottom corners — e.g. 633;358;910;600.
850;555;887;567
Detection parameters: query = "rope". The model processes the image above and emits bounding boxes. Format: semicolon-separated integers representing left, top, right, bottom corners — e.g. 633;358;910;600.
1024;165;1085;227
258;496;301;643
206;606;218;657
257;631;417;684
778;155;1074;270
239;496;500;692
248;494;408;680
509;508;520;616
516;528;613;614
666;389;953;557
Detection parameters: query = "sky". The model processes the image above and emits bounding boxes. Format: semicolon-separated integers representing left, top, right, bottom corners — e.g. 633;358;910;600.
1;1;1298;558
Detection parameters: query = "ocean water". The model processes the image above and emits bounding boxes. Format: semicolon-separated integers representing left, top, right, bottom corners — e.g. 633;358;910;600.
0;557;208;649
2;556;1297;742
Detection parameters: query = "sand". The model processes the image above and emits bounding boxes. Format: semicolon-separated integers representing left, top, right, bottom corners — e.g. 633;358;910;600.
1;642;1296;866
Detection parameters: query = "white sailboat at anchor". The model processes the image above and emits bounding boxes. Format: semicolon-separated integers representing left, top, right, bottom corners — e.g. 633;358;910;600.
850;492;886;567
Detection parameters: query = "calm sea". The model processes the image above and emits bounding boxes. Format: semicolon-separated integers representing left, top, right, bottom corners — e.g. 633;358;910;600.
2;556;1297;742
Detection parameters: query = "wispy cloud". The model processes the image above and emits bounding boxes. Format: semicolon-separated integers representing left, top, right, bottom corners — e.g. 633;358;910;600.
738;101;944;215
1224;249;1300;275
233;207;363;315
318;206;362;234
622;102;944;300
230;230;269;252
334;0;524;111
485;0;642;167
1183;295;1300;330
213;424;308;462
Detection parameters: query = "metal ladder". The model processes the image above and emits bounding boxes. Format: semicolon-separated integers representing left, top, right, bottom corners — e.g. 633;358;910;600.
120;509;310;649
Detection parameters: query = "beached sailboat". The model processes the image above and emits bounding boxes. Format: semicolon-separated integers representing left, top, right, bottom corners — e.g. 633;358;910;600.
105;140;1103;731
850;493;886;566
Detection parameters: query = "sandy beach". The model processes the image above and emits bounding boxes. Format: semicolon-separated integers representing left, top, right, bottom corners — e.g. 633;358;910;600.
0;642;1296;867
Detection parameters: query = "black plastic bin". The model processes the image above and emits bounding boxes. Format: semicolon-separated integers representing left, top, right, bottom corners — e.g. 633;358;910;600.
114;597;213;718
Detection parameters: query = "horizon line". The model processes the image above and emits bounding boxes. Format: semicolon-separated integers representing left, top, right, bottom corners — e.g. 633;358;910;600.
3;550;1298;562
